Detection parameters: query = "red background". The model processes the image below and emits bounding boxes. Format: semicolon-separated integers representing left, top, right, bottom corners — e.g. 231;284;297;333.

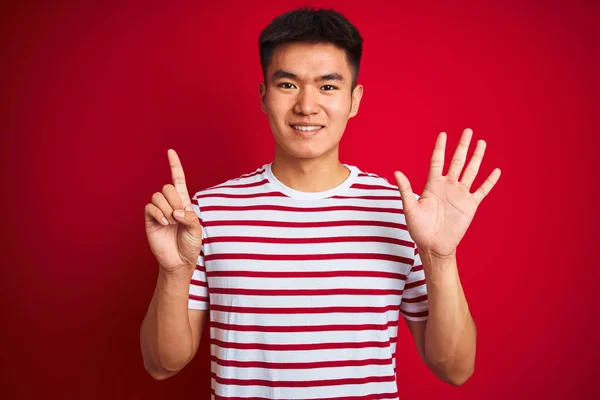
2;0;599;398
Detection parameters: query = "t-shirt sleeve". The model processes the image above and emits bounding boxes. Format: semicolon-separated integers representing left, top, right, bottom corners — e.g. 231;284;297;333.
400;245;429;321
188;199;209;310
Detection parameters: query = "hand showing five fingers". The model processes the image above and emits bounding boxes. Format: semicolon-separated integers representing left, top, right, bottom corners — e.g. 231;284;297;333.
394;128;501;259
144;149;203;273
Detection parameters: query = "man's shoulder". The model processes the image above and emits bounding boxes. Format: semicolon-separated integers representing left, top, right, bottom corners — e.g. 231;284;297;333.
350;165;420;200
191;164;269;200
351;166;399;192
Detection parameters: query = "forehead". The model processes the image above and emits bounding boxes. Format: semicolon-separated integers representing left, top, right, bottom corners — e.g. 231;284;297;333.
269;42;352;80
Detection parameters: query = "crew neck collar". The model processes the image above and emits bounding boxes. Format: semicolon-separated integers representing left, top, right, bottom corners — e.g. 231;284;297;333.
264;162;359;200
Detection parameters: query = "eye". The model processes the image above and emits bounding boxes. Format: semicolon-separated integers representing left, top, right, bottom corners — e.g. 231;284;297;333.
321;85;338;91
278;82;296;89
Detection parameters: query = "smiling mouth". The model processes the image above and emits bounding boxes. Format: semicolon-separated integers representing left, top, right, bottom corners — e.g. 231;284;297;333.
290;125;324;135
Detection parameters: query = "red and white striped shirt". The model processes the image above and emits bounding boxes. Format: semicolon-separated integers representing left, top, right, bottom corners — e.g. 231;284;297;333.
189;163;428;400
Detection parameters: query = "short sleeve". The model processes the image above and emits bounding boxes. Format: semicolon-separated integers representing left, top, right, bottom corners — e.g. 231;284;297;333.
188;199;209;310
400;245;429;321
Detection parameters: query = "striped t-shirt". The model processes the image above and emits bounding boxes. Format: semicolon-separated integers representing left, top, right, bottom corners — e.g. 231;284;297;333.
188;162;428;400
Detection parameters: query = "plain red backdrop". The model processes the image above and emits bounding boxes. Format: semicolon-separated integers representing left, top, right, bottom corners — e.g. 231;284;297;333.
2;0;599;398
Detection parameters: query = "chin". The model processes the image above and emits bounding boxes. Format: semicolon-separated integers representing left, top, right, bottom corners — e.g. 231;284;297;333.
280;143;336;160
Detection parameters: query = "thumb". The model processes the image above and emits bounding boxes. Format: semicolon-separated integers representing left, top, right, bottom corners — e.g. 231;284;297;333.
394;171;416;213
173;209;203;238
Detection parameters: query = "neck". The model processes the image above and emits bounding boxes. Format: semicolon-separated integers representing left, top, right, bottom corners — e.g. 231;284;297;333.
271;146;350;192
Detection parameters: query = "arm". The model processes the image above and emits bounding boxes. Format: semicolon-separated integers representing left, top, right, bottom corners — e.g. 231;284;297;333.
395;128;500;386
140;267;208;380
405;253;476;386
141;149;209;380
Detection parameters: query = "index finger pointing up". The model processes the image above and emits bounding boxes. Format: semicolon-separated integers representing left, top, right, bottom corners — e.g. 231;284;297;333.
167;149;192;210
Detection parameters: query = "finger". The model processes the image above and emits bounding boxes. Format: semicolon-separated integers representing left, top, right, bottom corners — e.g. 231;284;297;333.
447;128;473;180
162;183;185;215
394;171;417;213
173;209;203;240
472;168;501;206
460;139;486;190
428;132;446;178
145;203;169;226
152;191;176;224
168;149;192;209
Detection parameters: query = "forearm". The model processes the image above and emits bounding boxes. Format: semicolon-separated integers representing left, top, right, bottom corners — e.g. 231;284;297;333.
421;251;476;385
140;267;195;377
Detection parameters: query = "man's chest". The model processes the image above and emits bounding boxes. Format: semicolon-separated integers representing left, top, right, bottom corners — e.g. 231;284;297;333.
202;232;414;309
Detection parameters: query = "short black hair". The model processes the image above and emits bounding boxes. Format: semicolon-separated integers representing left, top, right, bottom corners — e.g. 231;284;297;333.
258;7;363;89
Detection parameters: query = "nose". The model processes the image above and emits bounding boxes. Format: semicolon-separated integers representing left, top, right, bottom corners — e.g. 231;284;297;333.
293;86;320;115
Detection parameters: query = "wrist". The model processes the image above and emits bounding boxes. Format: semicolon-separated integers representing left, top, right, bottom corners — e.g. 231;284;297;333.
419;250;458;283
159;264;195;281
419;247;457;270
419;247;457;263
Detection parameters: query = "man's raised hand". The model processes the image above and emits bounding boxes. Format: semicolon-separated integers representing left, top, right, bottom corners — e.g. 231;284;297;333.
394;128;501;259
144;149;203;273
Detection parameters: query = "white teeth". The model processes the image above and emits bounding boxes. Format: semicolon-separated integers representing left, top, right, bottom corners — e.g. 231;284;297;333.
292;125;323;131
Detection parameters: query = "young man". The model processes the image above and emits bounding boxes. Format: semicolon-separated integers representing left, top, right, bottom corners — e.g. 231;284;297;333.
141;7;501;399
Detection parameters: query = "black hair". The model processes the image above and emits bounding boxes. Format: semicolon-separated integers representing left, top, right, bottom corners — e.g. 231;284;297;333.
258;7;363;89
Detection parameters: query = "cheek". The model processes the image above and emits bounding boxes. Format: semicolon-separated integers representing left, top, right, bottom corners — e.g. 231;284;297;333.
266;92;289;113
324;97;351;119
267;107;291;132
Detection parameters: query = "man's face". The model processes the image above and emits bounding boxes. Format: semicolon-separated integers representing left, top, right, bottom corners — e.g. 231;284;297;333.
259;42;363;161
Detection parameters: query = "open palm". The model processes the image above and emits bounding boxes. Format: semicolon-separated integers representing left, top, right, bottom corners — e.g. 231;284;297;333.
395;129;501;258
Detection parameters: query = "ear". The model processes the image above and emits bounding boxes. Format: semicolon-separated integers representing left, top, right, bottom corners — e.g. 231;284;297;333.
349;84;364;118
259;82;267;114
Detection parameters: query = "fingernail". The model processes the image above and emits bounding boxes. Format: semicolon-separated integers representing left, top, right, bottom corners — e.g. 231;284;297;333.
161;217;169;225
174;210;185;218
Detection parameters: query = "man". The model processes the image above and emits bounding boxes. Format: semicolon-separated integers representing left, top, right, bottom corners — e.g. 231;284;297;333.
140;7;501;399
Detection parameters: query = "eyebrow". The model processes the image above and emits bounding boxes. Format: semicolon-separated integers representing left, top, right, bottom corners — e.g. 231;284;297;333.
271;69;345;83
